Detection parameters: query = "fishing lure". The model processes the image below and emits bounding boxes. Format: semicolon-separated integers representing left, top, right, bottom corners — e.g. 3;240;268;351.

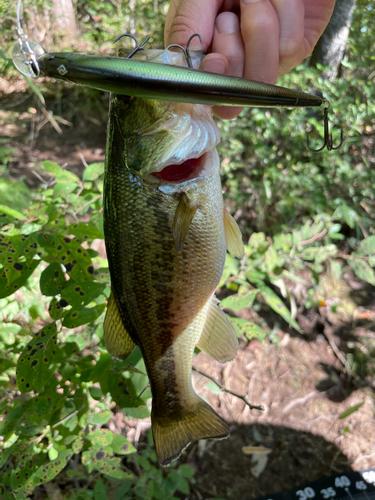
12;2;343;151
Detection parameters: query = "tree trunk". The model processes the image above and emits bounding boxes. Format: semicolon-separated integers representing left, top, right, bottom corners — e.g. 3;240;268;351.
52;0;78;42
310;0;357;81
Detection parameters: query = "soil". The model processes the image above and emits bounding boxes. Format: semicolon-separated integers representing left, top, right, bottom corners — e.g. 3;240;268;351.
1;87;375;500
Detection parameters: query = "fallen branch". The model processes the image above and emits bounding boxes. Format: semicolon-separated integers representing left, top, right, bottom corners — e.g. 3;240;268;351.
192;366;263;411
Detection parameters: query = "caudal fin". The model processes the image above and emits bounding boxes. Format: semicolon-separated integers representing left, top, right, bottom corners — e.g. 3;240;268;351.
152;398;229;466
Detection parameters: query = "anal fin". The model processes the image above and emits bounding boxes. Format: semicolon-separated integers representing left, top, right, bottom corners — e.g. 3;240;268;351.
223;209;244;258
196;297;238;363
173;192;201;250
104;292;136;359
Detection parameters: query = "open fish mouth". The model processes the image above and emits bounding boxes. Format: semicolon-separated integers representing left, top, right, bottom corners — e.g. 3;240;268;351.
143;102;221;185
150;150;219;184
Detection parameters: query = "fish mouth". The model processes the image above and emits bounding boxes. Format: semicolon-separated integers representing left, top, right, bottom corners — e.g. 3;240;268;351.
150;152;215;183
140;102;221;186
146;149;219;186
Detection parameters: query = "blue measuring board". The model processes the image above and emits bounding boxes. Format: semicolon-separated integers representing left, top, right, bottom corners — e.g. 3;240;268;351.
256;470;375;500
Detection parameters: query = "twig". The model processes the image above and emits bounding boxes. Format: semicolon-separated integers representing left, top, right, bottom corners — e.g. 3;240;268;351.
79;153;89;169
324;327;352;379
135;383;150;402
74;194;102;215
27;408;82;446
192;366;263;411
299;228;328;246
282;390;322;414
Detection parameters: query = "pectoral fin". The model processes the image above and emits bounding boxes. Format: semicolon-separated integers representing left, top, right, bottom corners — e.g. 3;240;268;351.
173;192;200;250
196;297;238;363
104;292;136;359
223;209;244;259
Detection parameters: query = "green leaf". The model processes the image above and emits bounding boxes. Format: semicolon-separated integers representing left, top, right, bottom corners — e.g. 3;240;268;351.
88;410;112;425
83;163;104;181
62;304;105;328
67;222;104;240
61;281;106;308
0;204;26;221
37;232;96;282
245;269;267;285
356;236;375;256
220;287;258;311
338;402;364;419
258;284;302;332
110;434;136;455
13;450;73;499
265;245;281;272
87;429;114;449
16;323;58;393
48;297;68;320
94;479;107;500
224;253;239;276
332;204;359;229
347;258;375;286
228;317;266;341
11;452;44;499
82;448;131;480
40;262;68;296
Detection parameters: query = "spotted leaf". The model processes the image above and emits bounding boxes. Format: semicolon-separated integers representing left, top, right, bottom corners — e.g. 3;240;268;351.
37;232;95;282
40;262;68;296
16;323;58;393
60;281;106;308
62;304;105;328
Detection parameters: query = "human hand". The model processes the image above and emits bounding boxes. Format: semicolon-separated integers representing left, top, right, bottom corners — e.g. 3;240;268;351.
165;0;335;119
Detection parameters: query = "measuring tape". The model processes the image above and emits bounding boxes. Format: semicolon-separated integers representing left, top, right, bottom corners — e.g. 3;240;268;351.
257;470;375;500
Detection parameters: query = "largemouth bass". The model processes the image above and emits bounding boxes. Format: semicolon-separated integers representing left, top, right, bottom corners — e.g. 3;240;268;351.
103;50;244;466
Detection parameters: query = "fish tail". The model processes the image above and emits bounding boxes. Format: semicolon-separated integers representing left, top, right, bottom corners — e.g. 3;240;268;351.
152;397;229;467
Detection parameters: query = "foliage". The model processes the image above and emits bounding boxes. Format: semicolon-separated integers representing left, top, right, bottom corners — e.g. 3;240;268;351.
0;161;194;498
1;0;375;497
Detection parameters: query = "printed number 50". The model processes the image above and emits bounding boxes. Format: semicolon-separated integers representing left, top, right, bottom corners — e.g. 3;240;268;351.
321;487;336;498
296;487;315;500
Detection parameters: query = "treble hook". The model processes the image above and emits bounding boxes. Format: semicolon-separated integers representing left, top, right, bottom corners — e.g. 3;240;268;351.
306;102;344;152
15;0;40;77
167;34;203;68
186;33;203;68
114;33;150;59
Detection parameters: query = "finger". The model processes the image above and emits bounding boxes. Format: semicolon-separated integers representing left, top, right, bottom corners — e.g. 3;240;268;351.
165;0;224;50
240;0;279;85
208;12;245;119
271;0;305;78
303;0;335;53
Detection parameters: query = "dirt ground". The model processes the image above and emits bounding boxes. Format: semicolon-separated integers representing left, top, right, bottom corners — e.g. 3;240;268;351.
1;87;375;500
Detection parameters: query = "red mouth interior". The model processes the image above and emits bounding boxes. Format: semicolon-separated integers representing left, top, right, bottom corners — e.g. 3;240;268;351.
151;156;202;182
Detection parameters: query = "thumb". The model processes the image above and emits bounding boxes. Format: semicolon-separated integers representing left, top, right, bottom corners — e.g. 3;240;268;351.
165;0;223;50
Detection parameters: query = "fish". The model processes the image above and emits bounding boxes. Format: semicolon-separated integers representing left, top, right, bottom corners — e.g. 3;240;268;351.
102;49;244;467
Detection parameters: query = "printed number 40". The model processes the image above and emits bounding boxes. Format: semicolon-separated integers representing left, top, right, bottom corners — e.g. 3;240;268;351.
321;487;336;498
335;476;351;488
296;487;315;500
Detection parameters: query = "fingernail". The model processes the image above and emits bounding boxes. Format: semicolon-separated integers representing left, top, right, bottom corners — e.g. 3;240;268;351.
242;0;261;4
202;58;226;74
216;13;240;34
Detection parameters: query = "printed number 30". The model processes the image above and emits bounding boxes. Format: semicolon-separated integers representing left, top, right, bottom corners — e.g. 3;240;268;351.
321;487;336;498
296;487;315;500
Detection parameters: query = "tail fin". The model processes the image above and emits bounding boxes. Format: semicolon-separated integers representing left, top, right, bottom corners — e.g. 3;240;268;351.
152;398;229;466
